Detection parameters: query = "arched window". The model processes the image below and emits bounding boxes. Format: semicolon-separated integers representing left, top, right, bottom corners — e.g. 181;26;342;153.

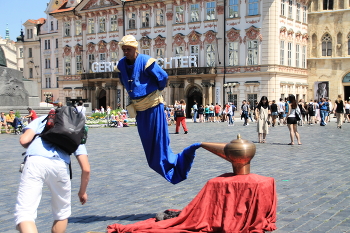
322;34;332;56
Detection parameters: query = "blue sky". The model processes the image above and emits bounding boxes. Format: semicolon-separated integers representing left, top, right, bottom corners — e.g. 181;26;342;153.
0;0;49;41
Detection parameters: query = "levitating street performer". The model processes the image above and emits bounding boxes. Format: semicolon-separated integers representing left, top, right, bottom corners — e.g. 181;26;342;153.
116;35;200;184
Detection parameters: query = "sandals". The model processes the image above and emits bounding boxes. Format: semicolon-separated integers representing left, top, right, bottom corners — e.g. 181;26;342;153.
288;142;294;145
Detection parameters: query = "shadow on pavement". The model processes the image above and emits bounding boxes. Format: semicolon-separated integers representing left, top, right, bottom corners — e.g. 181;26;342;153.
68;213;156;223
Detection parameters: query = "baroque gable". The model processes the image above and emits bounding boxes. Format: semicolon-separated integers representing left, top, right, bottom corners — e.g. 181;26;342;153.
81;0;119;11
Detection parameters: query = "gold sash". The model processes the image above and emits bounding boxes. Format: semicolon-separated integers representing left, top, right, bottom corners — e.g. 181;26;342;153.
127;90;164;118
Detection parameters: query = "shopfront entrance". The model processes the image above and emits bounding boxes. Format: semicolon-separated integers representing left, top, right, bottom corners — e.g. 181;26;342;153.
186;86;203;118
343;73;350;101
98;89;106;109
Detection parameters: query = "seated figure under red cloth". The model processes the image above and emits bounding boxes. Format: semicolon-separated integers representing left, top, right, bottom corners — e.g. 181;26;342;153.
107;173;277;233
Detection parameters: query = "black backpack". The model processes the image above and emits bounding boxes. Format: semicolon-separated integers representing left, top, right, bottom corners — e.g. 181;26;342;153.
308;103;314;113
40;106;86;154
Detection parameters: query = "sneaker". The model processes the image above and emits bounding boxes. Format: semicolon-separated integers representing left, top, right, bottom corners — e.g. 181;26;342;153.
175;132;179;134
184;131;188;134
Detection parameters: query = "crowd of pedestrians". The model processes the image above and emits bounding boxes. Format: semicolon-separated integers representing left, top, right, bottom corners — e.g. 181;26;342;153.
163;95;350;145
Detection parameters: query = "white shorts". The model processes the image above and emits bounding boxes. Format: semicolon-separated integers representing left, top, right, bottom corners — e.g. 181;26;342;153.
15;156;71;225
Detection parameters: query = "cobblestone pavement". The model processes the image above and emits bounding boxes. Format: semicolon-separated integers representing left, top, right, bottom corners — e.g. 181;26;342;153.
1;117;350;233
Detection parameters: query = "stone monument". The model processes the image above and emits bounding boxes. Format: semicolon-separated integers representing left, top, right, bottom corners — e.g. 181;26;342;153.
0;66;29;106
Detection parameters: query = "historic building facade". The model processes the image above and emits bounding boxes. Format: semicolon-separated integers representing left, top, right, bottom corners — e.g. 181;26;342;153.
38;0;309;113
308;0;350;101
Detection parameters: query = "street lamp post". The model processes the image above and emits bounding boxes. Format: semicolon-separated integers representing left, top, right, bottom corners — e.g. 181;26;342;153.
223;83;236;104
43;92;53;107
121;0;126;36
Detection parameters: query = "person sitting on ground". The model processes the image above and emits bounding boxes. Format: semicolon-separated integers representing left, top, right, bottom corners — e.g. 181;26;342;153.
1;112;10;134
6;110;22;133
23;107;38;123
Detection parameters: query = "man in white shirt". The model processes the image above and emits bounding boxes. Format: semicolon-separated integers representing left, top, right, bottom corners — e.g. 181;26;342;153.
277;98;285;125
76;100;86;116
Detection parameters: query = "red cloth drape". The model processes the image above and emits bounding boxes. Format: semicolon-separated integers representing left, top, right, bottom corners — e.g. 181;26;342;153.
107;173;277;233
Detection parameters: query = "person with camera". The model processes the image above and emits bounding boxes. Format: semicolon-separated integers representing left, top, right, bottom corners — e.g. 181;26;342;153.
14;115;90;233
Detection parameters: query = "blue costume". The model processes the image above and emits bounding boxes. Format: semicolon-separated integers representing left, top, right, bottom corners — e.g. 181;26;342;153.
118;54;200;184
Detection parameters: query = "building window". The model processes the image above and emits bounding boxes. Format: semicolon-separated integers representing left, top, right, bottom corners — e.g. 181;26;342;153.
229;0;239;18
45;58;51;69
56;39;58;48
29;68;33;78
228;42;239;66
99;53;106;61
27;29;33;39
322;33;332;56
302;46;306;68
76;55;82;74
56;57;59;68
287;42;292;66
303;6;307;23
28;48;32;58
288;0;293;18
155;9;164;26
111;52;118;62
75;20;82;35
281;0;286;16
88;54;95;71
228;94;237;106
280;41;285;65
65;57;71;75
56;77;59;88
64;22;71;37
248;0;259;16
46;77;51;88
156;48;164;66
175;6;184;23
88;18;95;33
110;15;118;31
142;49;150;55
206;44;216;67
296;3;300;21
57;21;58;30
323;0;333;10
247;40;258;65
19;48;23;58
99;17;106;33
141;11;150;28
206;2;216;20
190;4;200;22
247;94;258;107
190;45;199;67
296;44;300;67
175;46;184;67
45;40;51;50
128;12;136;29
51;21;54;31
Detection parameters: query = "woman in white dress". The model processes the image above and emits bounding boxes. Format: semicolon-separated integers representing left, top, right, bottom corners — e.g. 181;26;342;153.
255;96;270;143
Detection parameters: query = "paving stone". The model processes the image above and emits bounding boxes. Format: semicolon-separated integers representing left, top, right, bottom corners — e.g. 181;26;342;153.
1;118;350;232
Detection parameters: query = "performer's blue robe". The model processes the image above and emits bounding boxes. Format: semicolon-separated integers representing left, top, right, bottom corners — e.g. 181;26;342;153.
118;54;200;184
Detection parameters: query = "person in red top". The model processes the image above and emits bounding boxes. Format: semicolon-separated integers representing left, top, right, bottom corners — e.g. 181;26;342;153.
214;103;221;123
24;107;38;123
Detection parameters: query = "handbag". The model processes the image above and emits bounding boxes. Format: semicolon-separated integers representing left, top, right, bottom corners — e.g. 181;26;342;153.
175;105;185;117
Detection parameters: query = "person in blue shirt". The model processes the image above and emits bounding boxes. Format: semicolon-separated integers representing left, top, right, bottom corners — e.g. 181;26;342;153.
116;35;200;184
14;116;90;233
319;98;329;126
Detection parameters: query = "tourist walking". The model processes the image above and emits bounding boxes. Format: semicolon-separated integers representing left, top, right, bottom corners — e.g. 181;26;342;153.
204;104;209;122
198;105;204;123
192;101;198;123
307;99;316;125
255;96;270;143
175;99;188;134
345;100;350;122
241;100;249;126
298;99;306;126
270;100;278;127
333;95;344;129
287;95;302;145
225;103;234;126
277;98;285;125
319;98;329;126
